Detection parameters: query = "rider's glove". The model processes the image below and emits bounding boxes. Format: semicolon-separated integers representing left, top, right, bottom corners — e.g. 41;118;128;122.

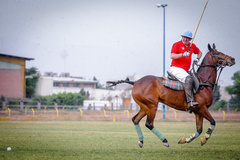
194;58;200;64
182;51;190;57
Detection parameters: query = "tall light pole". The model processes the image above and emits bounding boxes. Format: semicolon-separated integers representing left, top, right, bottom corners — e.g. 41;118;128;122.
157;4;167;119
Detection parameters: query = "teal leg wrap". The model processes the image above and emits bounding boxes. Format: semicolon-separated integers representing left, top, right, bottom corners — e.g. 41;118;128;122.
205;125;215;140
134;125;143;141
195;132;200;137
151;128;166;141
211;125;215;131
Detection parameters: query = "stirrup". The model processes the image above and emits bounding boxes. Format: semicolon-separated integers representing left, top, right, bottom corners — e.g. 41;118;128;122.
187;101;199;109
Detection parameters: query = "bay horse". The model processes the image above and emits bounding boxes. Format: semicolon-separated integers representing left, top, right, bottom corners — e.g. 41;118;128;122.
107;44;235;147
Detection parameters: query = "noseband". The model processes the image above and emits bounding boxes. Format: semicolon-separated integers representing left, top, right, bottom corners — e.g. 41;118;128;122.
208;50;229;67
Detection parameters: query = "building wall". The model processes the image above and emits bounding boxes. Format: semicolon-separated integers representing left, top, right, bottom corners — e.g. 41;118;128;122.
0;55;26;98
35;76;98;96
35;77;53;96
0;69;23;98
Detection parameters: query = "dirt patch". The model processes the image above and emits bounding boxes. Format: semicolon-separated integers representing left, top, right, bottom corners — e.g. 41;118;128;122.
0;110;239;122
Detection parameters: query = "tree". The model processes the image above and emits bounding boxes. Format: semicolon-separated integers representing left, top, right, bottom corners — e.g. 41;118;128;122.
211;100;227;111
226;71;240;109
93;76;104;89
26;67;39;98
213;84;221;104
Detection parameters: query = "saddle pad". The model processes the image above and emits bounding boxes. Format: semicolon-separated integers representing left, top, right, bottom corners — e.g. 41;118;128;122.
162;78;184;90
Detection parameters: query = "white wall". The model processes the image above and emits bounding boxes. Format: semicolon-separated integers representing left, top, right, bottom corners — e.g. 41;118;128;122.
35;77;53;96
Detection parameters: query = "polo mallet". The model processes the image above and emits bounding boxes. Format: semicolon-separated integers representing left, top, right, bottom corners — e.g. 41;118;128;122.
188;0;209;52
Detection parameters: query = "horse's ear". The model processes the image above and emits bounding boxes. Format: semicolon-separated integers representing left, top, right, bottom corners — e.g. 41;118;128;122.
213;43;216;49
208;44;212;51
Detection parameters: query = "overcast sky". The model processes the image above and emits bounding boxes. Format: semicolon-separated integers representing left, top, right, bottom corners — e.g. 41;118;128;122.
0;0;239;84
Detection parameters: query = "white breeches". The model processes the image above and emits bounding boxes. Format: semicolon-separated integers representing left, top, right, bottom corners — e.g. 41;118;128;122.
169;67;190;83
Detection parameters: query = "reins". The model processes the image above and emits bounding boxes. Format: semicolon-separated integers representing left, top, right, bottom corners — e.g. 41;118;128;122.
192;50;226;89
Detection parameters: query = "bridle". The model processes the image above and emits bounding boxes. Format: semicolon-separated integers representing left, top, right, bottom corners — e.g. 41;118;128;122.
192;49;227;89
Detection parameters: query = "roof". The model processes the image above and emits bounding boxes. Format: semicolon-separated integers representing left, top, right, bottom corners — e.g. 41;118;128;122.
0;53;34;61
41;76;98;83
53;77;97;83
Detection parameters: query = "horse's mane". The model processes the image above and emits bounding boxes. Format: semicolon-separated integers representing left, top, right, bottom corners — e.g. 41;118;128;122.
196;51;209;73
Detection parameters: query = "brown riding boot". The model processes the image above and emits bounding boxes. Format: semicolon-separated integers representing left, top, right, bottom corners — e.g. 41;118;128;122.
184;76;199;110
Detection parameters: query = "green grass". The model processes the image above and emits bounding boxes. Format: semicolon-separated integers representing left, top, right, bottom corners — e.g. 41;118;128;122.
1;121;240;160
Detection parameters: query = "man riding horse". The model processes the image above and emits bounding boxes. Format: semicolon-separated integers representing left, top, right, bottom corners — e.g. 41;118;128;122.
107;42;235;147
169;31;202;109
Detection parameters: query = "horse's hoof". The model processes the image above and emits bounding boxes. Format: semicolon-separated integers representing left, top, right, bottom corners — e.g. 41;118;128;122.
138;141;143;148
201;137;207;146
178;137;186;144
162;139;169;147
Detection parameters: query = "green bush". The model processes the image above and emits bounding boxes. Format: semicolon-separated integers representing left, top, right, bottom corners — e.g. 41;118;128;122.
211;100;227;110
32;89;89;106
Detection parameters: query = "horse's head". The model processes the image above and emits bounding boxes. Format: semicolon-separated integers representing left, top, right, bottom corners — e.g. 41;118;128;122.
197;44;235;88
208;43;235;67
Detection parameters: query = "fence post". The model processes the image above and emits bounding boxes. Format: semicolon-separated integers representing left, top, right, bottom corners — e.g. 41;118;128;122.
31;108;35;117
227;101;229;112
20;102;24;110
8;108;11;118
103;109;106;117
88;104;91;110
44;106;47;114
223;111;225;121
5;106;8;115
56;108;59;117
37;102;41;110
54;102;58;109
113;116;116;122
80;109;83;117
25;106;28;115
3;102;6;110
174;111;177;120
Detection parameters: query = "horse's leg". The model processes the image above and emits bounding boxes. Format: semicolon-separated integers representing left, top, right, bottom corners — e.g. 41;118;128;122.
145;108;169;147
178;107;216;146
178;113;203;144
132;108;146;148
200;108;216;146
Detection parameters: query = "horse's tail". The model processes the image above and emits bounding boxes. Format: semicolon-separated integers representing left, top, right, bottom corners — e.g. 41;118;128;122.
107;78;134;87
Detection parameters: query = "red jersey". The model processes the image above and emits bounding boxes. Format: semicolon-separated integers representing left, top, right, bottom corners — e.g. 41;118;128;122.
170;40;200;71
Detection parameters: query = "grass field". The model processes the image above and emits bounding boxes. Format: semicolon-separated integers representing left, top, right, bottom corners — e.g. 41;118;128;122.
1;121;240;160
